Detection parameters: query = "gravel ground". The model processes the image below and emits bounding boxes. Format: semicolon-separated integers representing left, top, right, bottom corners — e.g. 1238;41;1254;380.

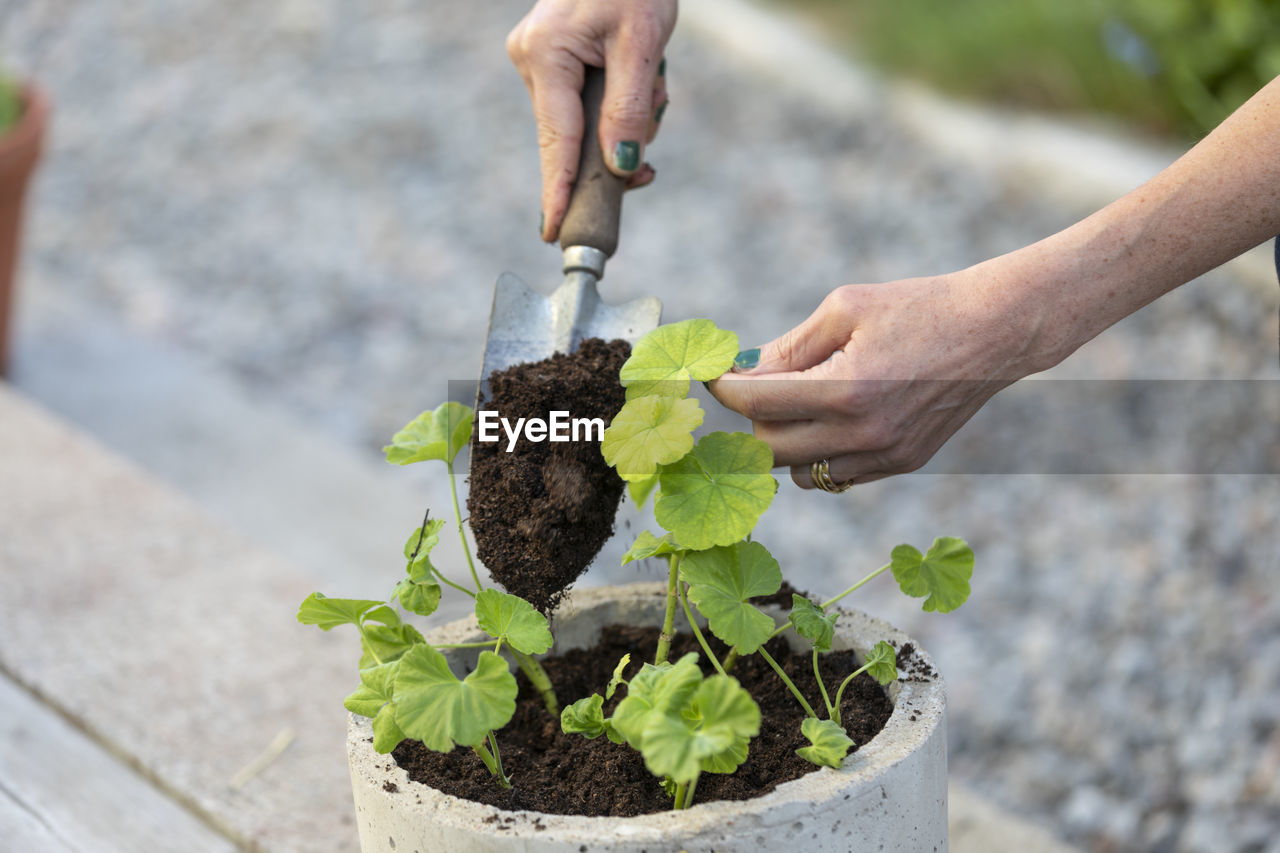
6;1;1280;851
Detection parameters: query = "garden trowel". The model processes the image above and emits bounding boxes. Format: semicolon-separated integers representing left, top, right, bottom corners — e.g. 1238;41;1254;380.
476;66;662;406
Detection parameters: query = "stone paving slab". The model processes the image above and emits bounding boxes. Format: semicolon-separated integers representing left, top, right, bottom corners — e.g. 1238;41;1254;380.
0;385;359;851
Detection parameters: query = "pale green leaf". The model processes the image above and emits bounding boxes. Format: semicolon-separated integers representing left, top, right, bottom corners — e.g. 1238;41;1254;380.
371;704;406;754
628;474;660;507
862;640;898;685
890;537;974;613
403;519;447;568
638;674;760;783
359;623;425;669
362;605;402;628
394;576;442;617
343;661;400;718
561;694;608;739
611;654;702;749
297;592;384;630
384;402;474;466
606;653;632;700
796;717;854;769
602;396;704;481
619;319;739;398
655;432;776;550
789;595;837;652
681;541;781;654
474;589;553;655
393;647;517;752
620;531;682;566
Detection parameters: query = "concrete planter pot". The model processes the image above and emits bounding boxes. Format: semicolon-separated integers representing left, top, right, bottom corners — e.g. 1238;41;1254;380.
0;81;48;376
348;582;948;852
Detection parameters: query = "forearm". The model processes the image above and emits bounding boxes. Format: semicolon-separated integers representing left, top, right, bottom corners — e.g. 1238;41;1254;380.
975;74;1280;374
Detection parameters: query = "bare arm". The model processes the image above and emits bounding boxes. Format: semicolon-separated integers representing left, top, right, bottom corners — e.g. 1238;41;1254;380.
711;75;1280;488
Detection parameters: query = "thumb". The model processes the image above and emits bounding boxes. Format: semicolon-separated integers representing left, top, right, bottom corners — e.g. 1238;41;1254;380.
599;42;663;176
736;288;859;376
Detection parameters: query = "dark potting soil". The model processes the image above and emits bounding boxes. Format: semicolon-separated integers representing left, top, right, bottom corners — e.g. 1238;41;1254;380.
468;338;631;614
391;624;898;817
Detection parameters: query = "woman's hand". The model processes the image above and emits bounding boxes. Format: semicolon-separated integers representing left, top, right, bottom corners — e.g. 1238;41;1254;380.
709;270;1043;489
506;0;677;242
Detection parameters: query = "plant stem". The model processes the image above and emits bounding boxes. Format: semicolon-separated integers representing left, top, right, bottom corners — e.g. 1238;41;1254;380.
685;772;699;809
679;584;726;677
833;664;871;725
446;460;484;593
432;566;477;598
813;649;835;719
720;648;739;673
432;640;495;649
757;645;817;718
512;649;559;716
820;562;892;610
355;622;385;666
472;736;511;789
673;780;687;810
655;553;682;665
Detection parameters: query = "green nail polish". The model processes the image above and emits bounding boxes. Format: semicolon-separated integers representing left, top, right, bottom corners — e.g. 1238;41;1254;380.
655;101;667;124
658;57;667;77
538;212;545;236
614;140;641;172
733;348;761;371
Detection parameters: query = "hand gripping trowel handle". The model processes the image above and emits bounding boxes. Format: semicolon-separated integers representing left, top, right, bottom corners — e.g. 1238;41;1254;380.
559;66;626;283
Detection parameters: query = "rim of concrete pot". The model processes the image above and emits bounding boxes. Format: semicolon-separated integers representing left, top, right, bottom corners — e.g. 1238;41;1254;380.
348;581;948;853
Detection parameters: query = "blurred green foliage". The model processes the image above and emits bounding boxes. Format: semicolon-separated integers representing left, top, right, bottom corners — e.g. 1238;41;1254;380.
786;0;1280;138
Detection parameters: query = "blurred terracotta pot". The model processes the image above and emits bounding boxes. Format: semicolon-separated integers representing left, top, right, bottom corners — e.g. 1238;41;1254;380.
0;81;49;376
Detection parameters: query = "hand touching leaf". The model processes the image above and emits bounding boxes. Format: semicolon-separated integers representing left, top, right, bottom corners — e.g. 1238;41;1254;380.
656;432;776;550
681;541;782;654
384;402;474;466
474;589;553;655
619;319;739;399
890;537;973;613
394;647;517;752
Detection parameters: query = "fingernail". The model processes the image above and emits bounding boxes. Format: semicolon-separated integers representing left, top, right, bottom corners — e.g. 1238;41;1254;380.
655;101;667;124
538;212;545;238
614;140;641;172
658;57;667;77
733;348;761;371
701;380;711;391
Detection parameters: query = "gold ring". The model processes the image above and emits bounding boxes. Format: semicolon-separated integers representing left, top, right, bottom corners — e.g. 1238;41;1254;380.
810;458;854;493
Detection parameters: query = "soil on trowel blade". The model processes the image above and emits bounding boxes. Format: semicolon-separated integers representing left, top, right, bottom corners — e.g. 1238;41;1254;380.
468;338;630;613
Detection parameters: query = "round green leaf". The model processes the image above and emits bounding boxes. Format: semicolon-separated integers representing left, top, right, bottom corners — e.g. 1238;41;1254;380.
393;647;517;752
619;319;739;399
403;519;447;566
890;537;974;613
395;576;442;617
383;402;474;466
343;661;400;718
796;717;853;769
371;704;406;754
359;622;425;669
862;640;898;686
560;694;607;739
789;594;837;652
474;589;553;655
638;674;760;783
681;541;781;654
611;654;702;749
602;396;704;481
627;473;660;507
655;432;776;550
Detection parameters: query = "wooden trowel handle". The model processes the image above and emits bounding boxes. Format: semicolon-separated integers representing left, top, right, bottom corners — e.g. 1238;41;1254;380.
559;66;625;258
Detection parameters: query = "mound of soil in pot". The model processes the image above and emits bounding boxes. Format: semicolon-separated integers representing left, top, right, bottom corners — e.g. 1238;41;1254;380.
392;625;900;817
468;338;630;614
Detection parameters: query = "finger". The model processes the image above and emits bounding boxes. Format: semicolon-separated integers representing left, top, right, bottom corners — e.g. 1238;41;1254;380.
751;414;895;468
790;459;893;490
527;59;587;242
625;162;656;190
744;287;861;376
709;372;833;422
599;38;664;177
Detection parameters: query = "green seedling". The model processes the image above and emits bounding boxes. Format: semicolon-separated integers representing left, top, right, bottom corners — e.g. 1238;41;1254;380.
298;401;558;790
562;318;976;808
